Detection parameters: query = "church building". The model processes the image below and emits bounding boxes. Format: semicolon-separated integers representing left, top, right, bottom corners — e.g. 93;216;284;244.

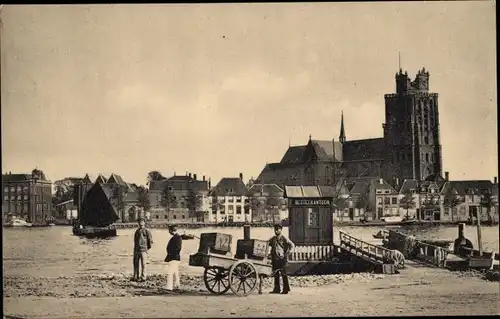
255;67;443;189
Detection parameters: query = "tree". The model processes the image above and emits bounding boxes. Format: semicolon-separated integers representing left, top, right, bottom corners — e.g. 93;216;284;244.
248;196;262;223
186;185;203;223
147;171;166;182
137;186;151;214
443;190;462;221
399;189;416;219
111;185;126;221
160;183;177;213
480;190;496;222
265;191;281;223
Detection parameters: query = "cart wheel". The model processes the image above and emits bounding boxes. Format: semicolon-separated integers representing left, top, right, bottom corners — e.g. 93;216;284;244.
228;260;259;296
203;267;230;295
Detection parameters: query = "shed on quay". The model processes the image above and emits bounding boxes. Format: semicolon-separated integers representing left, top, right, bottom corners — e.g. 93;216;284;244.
283;185;361;275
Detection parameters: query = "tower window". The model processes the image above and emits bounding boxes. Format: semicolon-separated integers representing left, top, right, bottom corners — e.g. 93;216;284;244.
431;154;434;162
424;136;429;144
425;153;429;163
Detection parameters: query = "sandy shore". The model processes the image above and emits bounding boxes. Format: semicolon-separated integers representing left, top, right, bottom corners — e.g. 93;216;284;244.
4;261;499;317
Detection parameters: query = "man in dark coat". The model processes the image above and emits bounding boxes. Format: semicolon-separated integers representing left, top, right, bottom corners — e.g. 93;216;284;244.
133;218;153;282
453;223;474;255
165;225;182;291
268;223;295;294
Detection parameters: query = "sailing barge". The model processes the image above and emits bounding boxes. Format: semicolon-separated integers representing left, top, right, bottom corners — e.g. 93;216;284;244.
72;182;119;238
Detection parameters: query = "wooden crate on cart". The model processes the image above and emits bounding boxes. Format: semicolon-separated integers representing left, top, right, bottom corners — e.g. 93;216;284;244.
198;232;233;255
234;239;269;260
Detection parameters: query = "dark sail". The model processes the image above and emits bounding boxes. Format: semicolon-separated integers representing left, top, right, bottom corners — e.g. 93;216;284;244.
79;183;120;227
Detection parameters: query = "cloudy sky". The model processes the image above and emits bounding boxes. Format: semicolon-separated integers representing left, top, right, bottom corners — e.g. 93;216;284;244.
1;3;497;185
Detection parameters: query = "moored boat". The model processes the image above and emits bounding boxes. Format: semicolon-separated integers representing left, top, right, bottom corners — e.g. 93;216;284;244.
4;218;32;228
181;233;196;240
72;182;119;238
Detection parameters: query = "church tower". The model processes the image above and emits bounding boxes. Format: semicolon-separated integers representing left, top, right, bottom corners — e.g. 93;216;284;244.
383;67;443;181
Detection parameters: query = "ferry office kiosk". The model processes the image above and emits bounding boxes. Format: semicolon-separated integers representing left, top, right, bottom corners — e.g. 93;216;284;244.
284;185;352;275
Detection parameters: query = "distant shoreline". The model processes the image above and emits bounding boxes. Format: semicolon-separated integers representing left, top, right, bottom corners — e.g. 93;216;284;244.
48;220;498;229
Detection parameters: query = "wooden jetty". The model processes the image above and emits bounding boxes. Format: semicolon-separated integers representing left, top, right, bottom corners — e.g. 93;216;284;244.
279;186;400;275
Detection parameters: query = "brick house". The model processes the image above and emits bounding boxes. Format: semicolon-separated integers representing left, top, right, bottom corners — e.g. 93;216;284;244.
208;174;250;223
2;169;53;223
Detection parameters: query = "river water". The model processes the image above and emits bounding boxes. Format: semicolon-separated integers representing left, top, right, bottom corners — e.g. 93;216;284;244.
3;225;499;277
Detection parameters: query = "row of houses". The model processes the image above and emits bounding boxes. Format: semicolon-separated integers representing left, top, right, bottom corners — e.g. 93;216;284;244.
335;173;499;222
4;168;498;224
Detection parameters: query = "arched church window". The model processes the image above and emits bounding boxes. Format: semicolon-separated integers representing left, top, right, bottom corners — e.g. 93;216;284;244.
431;153;434;162
425;153;429;162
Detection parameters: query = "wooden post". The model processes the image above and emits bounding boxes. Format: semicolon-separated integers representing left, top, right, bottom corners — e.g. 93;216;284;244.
476;210;483;256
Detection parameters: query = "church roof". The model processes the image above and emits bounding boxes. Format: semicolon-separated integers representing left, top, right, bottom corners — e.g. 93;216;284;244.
342;138;384;161
310;140;343;162
280;146;307;164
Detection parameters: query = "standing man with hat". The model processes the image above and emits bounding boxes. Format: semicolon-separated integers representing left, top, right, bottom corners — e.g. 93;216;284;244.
268;223;295;294
165;225;182;291
132;217;153;282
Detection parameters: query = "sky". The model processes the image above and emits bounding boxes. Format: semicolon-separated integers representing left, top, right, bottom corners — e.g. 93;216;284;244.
1;3;497;186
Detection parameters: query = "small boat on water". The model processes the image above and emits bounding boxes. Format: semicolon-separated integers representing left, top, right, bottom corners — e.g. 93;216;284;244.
4;218;32;228
372;230;387;239
181;233;196;240
380;216;403;224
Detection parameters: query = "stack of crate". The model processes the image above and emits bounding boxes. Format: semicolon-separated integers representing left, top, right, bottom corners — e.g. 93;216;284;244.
235;239;269;261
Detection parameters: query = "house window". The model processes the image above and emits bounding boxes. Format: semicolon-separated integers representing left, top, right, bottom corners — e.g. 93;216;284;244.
16;186;21;192
173;215;177;219
3;195;8;201
23;186;28;192
384;197;390;205
4;187;8;192
377;197;382;205
410;189;415;194
236;197;242;203
220;208;225;214
376;190;382;194
164;215;168;219
168;187;173;191
236;206;242;214
384;190;390;194
182;215;185;219
391;197;397;205
10;196;15;200
244;206;250;214
10;187;15;192
17;195;21;200
307;208;319;227
228;197;234;203
228;206;234;214
156;215;159;219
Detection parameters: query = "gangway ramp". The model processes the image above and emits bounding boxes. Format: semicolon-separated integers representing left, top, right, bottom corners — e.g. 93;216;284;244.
339;230;397;273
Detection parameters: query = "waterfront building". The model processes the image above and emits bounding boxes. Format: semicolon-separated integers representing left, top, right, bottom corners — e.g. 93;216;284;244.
334;180;367;221
148;172;210;222
440;176;498;222
2;169;53;223
255;67;444;189
246;183;287;223
368;178;400;220
208;174;250;223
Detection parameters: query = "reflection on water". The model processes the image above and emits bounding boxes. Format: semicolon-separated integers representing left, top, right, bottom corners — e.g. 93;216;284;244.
3;225;499;277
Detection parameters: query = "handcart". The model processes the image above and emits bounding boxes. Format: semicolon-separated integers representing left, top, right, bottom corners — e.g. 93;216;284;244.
189;232;274;297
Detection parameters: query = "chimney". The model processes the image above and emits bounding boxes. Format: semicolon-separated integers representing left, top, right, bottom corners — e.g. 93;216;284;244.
208;177;211;189
203;175;206;181
396;177;399;186
194;174;197;180
494;176;498;184
239;173;243;181
379;178;383;184
189;173;192;179
174;171;176;176
445;171;449;181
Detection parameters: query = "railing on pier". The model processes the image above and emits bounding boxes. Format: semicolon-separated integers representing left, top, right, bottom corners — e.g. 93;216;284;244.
339;230;392;265
289;244;337;261
414;241;449;268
